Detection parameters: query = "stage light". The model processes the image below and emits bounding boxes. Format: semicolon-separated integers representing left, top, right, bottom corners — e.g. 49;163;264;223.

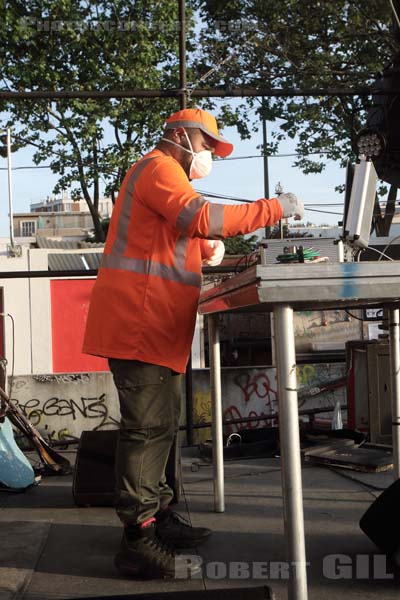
356;129;386;159
361;52;400;187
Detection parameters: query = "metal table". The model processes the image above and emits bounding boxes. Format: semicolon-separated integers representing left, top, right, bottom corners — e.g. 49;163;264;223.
198;261;400;600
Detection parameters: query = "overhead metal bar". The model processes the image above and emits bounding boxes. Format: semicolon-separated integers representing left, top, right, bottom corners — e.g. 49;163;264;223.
0;270;98;278
0;86;396;101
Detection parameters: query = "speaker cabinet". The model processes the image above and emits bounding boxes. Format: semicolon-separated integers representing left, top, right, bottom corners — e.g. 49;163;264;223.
73;430;118;507
73;430;181;507
360;478;400;561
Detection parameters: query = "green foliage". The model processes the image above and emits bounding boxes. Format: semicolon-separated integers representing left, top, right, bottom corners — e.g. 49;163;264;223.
0;0;195;240
224;234;258;255
1;1;399;242
194;1;399;173
85;216;110;242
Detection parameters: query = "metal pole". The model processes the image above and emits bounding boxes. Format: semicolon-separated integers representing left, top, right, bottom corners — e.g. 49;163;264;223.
274;305;308;600
262;98;271;239
178;0;194;447
275;182;284;239
389;308;400;478
185;353;194;446
178;0;187;109
208;314;225;512
7;128;15;249
0;86;392;101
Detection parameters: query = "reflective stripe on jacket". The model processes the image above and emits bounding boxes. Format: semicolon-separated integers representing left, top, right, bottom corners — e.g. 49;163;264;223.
82;149;283;373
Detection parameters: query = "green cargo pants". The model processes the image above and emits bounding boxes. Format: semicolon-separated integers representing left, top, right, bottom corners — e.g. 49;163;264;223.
108;359;182;526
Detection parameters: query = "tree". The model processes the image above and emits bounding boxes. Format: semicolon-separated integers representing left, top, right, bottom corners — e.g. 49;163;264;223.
0;0;195;241
224;234;258;255
194;1;399;177
2;2;399;241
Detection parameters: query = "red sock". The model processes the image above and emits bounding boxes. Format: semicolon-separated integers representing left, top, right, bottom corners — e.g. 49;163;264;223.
140;517;156;529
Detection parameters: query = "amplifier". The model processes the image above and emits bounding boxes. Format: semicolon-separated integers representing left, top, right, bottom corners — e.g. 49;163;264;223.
73;430;181;507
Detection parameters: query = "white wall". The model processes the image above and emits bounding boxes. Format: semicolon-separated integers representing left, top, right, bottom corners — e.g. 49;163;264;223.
0;245;100;376
192;314;205;368
28;248;52;373
0;245;32;375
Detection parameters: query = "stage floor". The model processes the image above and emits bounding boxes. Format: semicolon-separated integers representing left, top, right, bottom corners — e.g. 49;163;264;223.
0;447;399;600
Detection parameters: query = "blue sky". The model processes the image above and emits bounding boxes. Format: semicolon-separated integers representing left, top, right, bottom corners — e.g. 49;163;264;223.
195;121;345;225
0;117;345;237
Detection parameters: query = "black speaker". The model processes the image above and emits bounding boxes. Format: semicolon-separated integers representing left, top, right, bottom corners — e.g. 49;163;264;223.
73;430;118;507
72;430;181;507
360;477;400;561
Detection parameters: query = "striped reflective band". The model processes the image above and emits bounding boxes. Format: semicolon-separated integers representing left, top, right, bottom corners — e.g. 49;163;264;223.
165;119;228;145
101;250;201;288
112;157;156;255
176;196;224;238
176;195;206;233
208;204;224;238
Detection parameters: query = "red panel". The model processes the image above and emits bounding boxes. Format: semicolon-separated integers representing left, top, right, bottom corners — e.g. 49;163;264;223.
0;289;4;358
51;280;108;373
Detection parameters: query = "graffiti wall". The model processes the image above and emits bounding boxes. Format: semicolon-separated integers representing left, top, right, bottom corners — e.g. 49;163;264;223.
10;372;120;441
10;363;346;445
191;363;346;444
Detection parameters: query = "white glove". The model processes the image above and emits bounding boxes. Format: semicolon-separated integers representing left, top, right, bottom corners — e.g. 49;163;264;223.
278;192;304;220
202;240;225;266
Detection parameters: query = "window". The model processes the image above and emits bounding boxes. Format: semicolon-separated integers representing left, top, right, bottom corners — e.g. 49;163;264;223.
20;220;36;237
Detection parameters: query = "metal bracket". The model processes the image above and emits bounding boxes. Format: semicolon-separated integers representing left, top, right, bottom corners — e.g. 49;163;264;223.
6;244;22;258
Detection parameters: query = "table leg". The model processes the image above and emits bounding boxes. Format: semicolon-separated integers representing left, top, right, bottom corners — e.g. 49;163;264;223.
208;314;225;512
274;305;308;600
389;308;400;479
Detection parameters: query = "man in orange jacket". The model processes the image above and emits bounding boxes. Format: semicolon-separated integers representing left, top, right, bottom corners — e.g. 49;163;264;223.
83;107;304;579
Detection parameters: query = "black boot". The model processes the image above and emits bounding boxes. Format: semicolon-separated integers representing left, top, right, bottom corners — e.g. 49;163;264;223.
156;508;212;549
115;521;201;579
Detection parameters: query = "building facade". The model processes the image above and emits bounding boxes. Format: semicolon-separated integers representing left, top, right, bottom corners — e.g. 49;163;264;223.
13;192;113;241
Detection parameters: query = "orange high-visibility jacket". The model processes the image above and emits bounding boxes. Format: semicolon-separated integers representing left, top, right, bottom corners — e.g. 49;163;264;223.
82;149;283;373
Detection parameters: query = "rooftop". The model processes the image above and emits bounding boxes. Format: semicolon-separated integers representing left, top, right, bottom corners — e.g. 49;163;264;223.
1;447;399;600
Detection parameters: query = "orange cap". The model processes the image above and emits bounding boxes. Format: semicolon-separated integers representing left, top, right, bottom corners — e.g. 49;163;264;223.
165;108;233;158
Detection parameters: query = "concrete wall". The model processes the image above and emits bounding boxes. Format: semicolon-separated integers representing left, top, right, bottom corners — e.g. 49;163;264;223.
10;363;346;444
10;372;119;440
190;363;346;444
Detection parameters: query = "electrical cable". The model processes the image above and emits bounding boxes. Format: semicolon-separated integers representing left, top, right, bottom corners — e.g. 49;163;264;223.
197;188;343;207
10;133;120;178
390;0;400;28
305;208;342;215
0;165;52;171
366;246;394;261
6;314;14;400
219;151;330;161
198;190;345;217
328;465;388;492
187;30;262;100
378;234;400;260
344;309;365;322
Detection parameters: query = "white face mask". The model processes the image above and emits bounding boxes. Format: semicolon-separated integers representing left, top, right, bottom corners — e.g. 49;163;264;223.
161;130;213;179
